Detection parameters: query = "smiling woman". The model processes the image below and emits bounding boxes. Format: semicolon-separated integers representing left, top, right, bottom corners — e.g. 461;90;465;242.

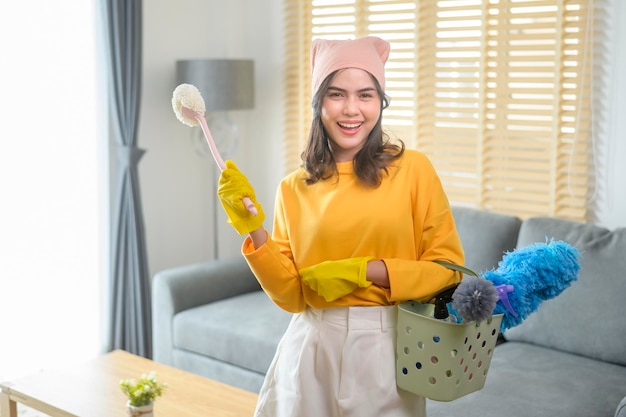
0;1;105;381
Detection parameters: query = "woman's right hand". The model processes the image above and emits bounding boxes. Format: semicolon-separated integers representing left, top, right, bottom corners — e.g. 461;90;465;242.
217;160;265;235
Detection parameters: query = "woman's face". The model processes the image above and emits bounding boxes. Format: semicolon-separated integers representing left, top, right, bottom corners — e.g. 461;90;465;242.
320;68;382;162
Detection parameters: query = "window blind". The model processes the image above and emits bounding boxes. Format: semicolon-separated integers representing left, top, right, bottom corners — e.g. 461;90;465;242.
282;0;600;222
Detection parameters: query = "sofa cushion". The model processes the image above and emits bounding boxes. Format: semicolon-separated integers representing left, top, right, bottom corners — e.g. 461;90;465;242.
427;342;626;417
172;349;266;393
452;207;522;273
616;396;626;417
504;217;626;365
173;291;292;374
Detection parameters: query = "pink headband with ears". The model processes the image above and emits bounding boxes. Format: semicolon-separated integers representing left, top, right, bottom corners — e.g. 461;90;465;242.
310;36;390;95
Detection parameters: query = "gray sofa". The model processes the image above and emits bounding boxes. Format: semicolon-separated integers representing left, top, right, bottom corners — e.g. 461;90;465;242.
153;207;626;417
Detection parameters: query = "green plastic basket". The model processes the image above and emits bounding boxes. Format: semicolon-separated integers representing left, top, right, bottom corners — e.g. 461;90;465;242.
396;301;503;402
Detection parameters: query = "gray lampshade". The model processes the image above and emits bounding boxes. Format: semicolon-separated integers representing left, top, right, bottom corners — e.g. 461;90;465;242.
176;59;254;111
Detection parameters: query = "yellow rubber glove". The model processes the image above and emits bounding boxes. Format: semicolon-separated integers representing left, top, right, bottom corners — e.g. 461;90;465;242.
300;257;375;302
217;160;265;235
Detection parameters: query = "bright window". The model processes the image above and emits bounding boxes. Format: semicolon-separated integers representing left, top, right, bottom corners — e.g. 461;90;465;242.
0;1;105;380
283;0;603;221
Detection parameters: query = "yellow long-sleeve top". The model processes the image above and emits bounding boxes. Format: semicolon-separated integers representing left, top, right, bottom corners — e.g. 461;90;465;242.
242;149;464;313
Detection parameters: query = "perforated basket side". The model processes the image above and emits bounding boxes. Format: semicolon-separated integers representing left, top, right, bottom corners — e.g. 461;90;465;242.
396;301;503;402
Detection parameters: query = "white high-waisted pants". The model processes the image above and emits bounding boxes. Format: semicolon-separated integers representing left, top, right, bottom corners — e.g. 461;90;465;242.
254;305;425;417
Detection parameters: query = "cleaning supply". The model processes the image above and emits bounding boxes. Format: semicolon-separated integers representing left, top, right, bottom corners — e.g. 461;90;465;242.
482;239;580;331
431;284;461;322
429;260;496;323
396;298;503;401
171;83;258;216
449;239;580;331
300;257;375;302
396;240;580;401
449;275;501;323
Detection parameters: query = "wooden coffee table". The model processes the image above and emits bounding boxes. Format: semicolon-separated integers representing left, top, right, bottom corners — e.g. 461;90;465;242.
0;349;258;416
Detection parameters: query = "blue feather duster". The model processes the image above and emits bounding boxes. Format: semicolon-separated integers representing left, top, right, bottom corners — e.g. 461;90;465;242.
486;239;580;331
451;239;581;332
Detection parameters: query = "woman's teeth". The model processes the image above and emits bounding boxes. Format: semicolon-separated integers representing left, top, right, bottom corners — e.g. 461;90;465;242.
338;122;362;129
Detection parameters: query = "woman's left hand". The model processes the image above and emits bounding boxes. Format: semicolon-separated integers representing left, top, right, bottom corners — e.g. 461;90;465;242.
300;257;374;301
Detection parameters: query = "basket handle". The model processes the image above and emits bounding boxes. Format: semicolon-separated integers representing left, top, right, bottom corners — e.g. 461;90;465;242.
433;260;480;277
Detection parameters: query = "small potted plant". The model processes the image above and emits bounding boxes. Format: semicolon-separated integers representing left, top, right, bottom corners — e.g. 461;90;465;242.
120;371;167;417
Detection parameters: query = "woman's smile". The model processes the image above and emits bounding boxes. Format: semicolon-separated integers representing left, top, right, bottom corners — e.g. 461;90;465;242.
321;68;382;162
337;121;364;134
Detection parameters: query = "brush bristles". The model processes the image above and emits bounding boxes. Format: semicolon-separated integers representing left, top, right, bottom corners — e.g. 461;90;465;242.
172;83;206;127
452;276;498;323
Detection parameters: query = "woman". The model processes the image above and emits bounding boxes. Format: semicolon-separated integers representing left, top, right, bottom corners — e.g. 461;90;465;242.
217;36;464;417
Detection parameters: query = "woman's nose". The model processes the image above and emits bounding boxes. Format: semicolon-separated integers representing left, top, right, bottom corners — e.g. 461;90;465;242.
343;96;359;115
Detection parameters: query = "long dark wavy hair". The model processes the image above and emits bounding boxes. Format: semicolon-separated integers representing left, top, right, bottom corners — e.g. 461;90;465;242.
301;70;405;188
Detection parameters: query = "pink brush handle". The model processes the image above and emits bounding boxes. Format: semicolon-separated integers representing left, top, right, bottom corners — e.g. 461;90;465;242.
190;108;258;216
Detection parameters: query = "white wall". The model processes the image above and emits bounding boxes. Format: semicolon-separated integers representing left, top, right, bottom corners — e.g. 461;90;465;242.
597;0;626;229
139;1;625;279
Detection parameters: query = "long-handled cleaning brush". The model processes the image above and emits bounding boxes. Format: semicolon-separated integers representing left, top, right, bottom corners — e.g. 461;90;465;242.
172;83;258;216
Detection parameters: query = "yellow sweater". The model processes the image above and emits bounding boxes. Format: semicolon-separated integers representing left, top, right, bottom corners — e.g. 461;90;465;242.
242;150;464;313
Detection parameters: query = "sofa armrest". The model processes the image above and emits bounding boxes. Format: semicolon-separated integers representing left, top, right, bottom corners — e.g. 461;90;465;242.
152;256;260;365
616;397;626;417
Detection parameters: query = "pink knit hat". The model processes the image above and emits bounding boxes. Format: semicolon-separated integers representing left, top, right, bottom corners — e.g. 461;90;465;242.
310;36;390;95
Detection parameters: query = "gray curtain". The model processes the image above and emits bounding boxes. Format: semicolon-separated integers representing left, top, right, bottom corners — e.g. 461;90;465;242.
102;0;151;358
